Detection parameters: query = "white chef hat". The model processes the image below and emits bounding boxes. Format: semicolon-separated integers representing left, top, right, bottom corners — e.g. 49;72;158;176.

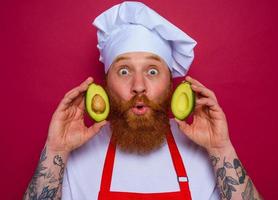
93;1;197;77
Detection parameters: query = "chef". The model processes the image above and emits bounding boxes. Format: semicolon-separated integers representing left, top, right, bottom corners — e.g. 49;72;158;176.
24;1;262;200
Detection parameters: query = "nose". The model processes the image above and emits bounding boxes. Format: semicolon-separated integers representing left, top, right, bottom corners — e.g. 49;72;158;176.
131;73;146;95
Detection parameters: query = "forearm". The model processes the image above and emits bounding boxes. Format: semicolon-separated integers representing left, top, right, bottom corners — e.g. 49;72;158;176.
23;145;69;200
207;143;263;200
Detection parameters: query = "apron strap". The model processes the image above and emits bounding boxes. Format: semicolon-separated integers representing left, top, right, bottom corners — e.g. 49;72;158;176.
165;131;190;191
100;138;116;192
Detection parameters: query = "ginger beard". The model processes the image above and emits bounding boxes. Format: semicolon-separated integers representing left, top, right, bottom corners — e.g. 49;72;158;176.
106;84;173;154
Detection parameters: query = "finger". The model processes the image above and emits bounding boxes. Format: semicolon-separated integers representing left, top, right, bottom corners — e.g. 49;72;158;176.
196;97;220;112
78;95;85;110
185;76;205;87
191;84;218;102
64;77;93;98
186;76;218;101
86;120;108;139
58;77;93;111
174;118;192;136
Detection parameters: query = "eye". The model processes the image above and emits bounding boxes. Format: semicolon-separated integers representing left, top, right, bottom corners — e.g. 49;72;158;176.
118;68;129;76
148;68;159;76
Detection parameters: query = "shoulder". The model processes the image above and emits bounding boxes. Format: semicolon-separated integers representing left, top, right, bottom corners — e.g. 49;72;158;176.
169;117;213;171
65;122;111;172
62;122;111;199
169;118;218;199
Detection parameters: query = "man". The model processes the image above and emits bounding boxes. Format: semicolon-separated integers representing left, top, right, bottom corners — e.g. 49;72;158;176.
24;2;262;199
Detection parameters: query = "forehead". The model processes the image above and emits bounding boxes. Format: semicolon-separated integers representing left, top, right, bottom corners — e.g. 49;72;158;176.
109;52;170;71
113;52;164;63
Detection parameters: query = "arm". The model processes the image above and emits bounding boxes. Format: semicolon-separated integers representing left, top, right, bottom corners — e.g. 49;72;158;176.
175;76;263;200
24;77;107;200
23;146;68;199
208;143;262;199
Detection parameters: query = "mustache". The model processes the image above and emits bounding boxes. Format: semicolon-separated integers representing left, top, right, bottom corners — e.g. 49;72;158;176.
127;95;163;110
121;94;168;113
108;93;170;119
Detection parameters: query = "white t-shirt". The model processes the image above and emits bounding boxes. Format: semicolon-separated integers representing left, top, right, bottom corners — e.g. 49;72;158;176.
62;118;220;199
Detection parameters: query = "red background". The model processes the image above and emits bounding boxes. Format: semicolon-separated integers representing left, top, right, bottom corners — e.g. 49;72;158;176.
1;0;277;199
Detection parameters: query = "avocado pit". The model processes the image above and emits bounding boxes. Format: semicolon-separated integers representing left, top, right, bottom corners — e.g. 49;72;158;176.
85;83;110;122
91;94;106;114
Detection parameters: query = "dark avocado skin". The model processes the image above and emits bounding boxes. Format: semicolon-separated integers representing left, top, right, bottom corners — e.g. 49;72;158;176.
85;91;89;114
188;82;196;116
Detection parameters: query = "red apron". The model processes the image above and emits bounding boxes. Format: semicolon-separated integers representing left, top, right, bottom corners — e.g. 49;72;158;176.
98;130;192;200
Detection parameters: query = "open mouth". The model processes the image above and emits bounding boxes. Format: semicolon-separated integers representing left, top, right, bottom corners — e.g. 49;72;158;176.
132;102;149;115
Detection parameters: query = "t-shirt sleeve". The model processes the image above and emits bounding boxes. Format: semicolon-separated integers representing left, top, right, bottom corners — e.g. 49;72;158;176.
62;167;73;200
209;184;220;200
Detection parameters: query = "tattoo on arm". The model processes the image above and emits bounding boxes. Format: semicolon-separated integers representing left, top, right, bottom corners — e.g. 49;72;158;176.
215;157;240;199
210;155;262;200
242;178;258;200
233;159;246;184
24;147;66;200
53;155;65;184
210;155;220;167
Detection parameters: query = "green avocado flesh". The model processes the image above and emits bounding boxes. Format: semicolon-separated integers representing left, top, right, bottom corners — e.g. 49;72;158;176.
171;81;195;120
85;83;110;122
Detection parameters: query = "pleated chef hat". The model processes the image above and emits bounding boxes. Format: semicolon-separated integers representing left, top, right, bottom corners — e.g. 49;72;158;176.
93;1;197;77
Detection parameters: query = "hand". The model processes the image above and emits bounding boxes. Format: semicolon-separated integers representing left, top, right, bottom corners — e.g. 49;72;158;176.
46;77;107;153
175;76;232;152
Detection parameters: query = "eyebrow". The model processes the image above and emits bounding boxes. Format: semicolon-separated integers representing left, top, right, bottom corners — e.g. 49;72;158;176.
112;56;131;65
113;54;163;65
145;55;163;63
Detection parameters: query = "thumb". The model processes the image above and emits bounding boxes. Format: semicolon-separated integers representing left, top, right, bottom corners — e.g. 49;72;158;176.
174;118;192;137
86;120;108;140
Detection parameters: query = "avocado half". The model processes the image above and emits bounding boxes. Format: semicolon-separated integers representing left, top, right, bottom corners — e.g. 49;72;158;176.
171;81;195;120
85;83;110;122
